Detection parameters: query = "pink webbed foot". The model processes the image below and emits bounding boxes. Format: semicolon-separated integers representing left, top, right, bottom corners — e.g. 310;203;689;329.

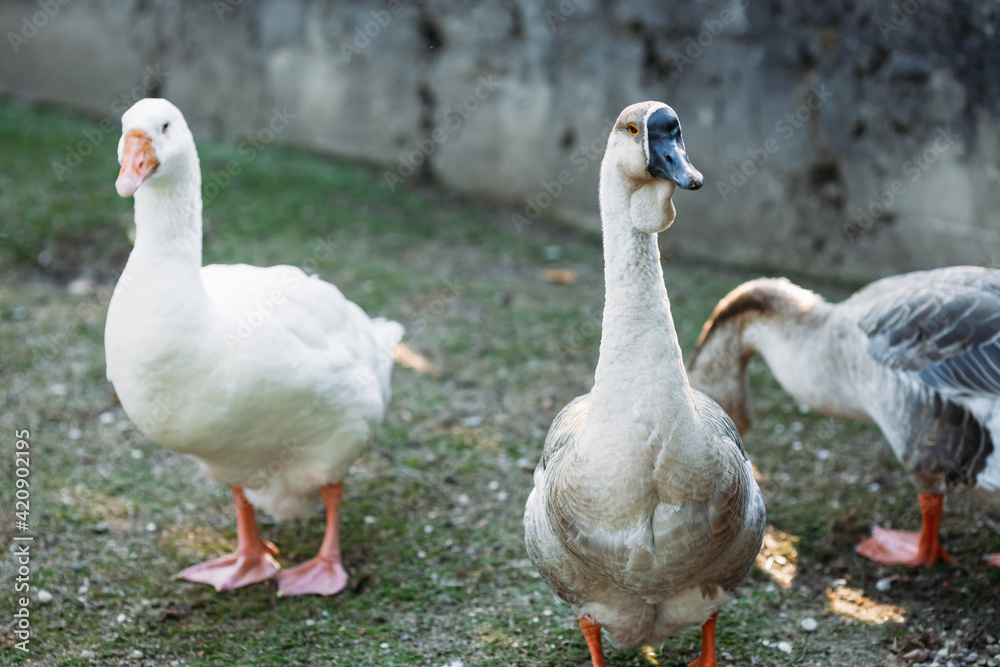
856;527;953;568
856;494;953;568
985;554;1000;567
177;485;280;591
178;542;280;591
276;556;349;597
274;482;351;597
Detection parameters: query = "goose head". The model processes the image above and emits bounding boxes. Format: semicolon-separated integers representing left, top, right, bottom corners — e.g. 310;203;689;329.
603;101;703;233
116;98;197;198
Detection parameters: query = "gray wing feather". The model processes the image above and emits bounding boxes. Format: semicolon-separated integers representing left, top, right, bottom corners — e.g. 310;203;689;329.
857;267;1000;395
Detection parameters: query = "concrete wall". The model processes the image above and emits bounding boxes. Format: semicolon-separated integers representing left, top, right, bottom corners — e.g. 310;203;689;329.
3;0;998;282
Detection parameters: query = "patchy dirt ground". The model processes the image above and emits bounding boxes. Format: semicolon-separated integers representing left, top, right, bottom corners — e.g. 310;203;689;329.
1;100;999;666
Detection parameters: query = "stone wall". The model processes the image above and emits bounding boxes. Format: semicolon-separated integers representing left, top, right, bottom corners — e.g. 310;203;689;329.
3;0;998;282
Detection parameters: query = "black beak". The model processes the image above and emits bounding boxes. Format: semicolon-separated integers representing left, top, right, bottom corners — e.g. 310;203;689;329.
645;107;703;190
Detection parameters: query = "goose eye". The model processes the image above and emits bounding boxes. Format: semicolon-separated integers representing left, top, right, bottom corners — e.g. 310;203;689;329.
627;123;639;136
161;122;169;134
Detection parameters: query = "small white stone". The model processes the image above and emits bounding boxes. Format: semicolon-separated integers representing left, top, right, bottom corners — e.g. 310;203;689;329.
791;421;804;433
364;515;377;525
98;411;115;424
816;449;831;461
423;524;434;534
800;617;818;632
146;522;157;532
130;650;144;658
68;428;82;440
869;482;881;492
875;577;893;592
37;589;53;604
380;642;389;649
774;424;786;435
791;440;803;452
130;449;144;459
80;649;96;659
417;550;426;559
461;415;483;428
305;619;315;626
48;383;68;396
487;480;500;491
776;641;793;654
117;613;127;623
456;493;470;505
497;490;509;502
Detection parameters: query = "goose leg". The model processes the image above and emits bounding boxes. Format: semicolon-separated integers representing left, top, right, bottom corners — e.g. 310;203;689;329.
276;483;350;597
855;493;954;568
986;554;1000;567
178;485;280;590
577;616;605;667
687;613;718;667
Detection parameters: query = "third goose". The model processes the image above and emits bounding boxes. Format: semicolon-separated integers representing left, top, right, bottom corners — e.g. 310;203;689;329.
687;270;1000;568
524;101;765;667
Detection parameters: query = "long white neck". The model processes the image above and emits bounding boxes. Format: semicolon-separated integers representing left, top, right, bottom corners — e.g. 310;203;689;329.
116;156;206;307
587;160;700;441
130;156;203;273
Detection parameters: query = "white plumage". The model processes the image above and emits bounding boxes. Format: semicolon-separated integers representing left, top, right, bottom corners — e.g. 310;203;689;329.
106;98;402;595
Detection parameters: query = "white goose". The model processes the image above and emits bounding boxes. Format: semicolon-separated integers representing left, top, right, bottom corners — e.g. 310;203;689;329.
524;102;765;667
687;270;1000;568
106;98;403;596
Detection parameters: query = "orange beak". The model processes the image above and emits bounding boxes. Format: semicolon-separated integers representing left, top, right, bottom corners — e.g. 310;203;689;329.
115;129;160;197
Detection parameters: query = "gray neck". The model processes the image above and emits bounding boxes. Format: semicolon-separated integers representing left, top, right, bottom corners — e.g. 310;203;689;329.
590;160;699;432
746;301;872;421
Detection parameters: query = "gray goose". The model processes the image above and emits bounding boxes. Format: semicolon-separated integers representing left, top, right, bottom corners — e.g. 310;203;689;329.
524;101;765;667
687;268;1000;568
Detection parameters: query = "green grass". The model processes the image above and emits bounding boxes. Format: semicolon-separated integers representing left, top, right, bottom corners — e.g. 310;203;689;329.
2;98;1000;666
